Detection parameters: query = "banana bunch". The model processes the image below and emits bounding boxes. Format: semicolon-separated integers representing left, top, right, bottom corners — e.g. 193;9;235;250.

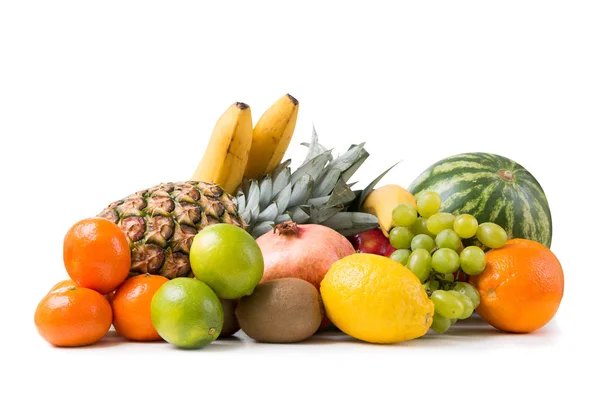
191;94;299;194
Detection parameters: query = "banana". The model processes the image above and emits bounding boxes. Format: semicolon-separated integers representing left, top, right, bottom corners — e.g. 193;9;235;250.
243;93;299;180
361;184;417;237
191;102;253;195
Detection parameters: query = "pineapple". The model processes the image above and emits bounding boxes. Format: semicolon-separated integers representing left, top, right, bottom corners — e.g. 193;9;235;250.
98;130;393;278
98;181;245;279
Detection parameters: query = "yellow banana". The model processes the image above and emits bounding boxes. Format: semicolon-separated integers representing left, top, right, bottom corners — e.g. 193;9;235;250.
361;185;417;237
191;102;253;195
244;94;299;180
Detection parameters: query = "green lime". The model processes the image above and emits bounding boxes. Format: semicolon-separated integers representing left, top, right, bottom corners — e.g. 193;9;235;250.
190;224;264;299
151;277;224;349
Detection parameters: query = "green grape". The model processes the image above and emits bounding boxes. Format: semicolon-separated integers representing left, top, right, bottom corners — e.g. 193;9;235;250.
392;204;418;227
448;291;474;320
417;192;442;217
453;282;481;308
460;246;486;275
406;248;432;283
423;279;440;292
389;249;411;265
450;318;458;325
441;272;455;283
431;248;460;273
430;290;464;319
476;222;508;249
426;213;456;236
411;217;435;238
411;234;435;252
435;229;462;252
389;227;415;249
431;313;452;333
453;214;479;239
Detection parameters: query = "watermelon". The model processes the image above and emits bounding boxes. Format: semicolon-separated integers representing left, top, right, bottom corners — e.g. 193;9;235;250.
408;153;552;248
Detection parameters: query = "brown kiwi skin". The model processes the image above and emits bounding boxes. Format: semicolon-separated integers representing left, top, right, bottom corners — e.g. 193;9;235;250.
218;299;241;338
235;278;322;343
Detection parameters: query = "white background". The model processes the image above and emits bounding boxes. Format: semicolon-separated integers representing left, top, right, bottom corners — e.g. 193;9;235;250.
1;1;598;397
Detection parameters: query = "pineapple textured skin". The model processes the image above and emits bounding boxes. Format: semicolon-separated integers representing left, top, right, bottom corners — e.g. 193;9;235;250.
98;131;392;279
98;181;245;279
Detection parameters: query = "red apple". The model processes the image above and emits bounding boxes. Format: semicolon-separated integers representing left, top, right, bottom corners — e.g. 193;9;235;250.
349;228;394;257
384;244;396;257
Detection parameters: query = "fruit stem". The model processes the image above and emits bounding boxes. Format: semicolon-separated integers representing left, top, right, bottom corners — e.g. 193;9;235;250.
497;169;515;182
274;221;300;236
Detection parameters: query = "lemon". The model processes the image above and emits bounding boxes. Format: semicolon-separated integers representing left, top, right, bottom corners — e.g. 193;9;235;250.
320;253;434;344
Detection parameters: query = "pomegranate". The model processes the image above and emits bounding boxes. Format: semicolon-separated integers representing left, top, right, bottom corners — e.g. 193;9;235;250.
349;228;395;256
256;221;355;290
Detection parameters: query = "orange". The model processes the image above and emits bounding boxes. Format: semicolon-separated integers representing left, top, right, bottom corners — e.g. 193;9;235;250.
34;286;113;347
63;217;131;294
469;239;564;333
112;273;169;341
47;279;118;305
48;279;77;294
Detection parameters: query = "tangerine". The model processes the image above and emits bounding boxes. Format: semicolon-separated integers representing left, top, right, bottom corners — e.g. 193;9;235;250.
34;286;113;347
112;273;169;341
63;217;131;294
469;239;564;333
48;279;77;294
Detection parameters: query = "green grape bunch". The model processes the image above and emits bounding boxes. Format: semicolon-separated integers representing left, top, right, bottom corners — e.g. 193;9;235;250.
387;191;509;333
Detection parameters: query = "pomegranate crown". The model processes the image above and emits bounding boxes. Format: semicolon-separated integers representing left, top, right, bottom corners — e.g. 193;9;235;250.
273;221;300;236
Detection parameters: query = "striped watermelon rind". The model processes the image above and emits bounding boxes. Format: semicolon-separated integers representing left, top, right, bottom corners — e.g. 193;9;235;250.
408;152;552;248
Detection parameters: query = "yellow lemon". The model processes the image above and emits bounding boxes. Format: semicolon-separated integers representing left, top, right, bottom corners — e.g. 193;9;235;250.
320;253;433;344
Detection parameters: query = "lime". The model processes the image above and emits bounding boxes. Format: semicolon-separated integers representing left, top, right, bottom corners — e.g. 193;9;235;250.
190;224;264;299
151;277;224;349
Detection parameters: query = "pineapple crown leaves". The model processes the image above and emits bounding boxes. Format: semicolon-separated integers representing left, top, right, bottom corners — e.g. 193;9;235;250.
348;161;400;212
236;127;397;238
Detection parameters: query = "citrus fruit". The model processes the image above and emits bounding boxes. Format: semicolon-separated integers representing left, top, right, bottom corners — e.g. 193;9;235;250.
112;273;169;341
320;253;434;344
151;277;224;348
34;286;113;347
189;224;264;299
48;279;77;294
63;217;131;294
469;239;564;333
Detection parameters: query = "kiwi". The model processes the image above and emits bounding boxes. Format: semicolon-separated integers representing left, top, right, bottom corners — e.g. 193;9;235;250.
235;278;322;343
218;299;240;338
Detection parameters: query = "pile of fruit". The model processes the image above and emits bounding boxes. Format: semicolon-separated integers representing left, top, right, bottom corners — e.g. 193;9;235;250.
34;94;565;348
